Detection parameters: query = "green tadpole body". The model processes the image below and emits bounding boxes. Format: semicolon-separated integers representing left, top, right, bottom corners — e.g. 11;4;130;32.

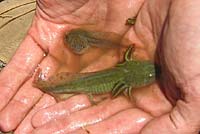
64;28;124;54
33;47;156;99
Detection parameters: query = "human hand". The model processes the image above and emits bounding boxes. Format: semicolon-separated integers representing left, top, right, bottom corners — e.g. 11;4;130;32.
31;0;200;134
1;0;200;134
0;0;143;133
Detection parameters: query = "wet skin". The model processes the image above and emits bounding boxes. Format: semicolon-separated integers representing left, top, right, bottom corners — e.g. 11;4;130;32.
0;0;200;134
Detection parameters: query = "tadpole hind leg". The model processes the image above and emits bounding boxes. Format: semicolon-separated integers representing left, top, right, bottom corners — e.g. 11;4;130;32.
123;86;133;101
124;46;134;61
112;85;128;98
111;82;125;98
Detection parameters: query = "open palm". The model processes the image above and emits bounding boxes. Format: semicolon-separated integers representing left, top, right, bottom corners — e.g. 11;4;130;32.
0;0;199;134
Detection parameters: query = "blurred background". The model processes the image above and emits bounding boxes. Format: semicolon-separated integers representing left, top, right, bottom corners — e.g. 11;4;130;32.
0;0;36;64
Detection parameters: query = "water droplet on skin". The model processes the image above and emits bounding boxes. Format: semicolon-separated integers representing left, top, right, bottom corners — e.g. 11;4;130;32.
71;104;87;111
68;118;102;131
43;111;57;121
34;64;41;73
43;53;47;57
43;66;51;73
37;64;41;68
20;97;30;105
25;53;34;65
37;67;51;80
136;117;146;123
54;129;65;134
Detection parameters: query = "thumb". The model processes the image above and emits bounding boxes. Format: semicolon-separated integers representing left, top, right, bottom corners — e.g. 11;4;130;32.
141;0;200;133
141;99;200;134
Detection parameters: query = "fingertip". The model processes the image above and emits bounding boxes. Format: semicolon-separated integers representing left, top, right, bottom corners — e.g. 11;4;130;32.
14;94;56;134
0;112;17;132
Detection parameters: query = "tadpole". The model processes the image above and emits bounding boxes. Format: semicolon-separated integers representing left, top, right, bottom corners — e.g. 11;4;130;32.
64;28;126;54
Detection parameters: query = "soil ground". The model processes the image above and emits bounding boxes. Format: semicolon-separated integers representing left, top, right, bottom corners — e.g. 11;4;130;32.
0;0;36;63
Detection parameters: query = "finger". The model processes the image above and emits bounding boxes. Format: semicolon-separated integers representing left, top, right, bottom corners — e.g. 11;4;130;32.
143;0;200;133
14;94;56;134
31;96;133;134
0;54;60;132
0;78;42;132
32;94;91;127
71;108;152;134
141;101;200;134
0;35;44;111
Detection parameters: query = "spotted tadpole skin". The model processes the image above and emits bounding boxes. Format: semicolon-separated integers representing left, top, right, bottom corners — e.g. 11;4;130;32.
64;28;125;54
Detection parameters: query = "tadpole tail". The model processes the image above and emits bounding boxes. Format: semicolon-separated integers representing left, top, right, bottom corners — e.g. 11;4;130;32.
33;68;90;94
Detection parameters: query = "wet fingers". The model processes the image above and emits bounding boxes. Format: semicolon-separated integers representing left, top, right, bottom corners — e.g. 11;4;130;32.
31;96;133;134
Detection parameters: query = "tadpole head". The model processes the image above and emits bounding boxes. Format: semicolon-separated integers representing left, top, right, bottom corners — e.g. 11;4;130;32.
64;29;90;54
140;61;156;85
125;60;156;87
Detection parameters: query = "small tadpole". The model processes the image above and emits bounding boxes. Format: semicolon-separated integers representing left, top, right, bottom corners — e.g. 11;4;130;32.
126;17;137;25
64;28;123;55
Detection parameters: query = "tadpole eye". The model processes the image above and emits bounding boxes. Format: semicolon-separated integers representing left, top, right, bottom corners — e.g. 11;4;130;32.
149;73;153;77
